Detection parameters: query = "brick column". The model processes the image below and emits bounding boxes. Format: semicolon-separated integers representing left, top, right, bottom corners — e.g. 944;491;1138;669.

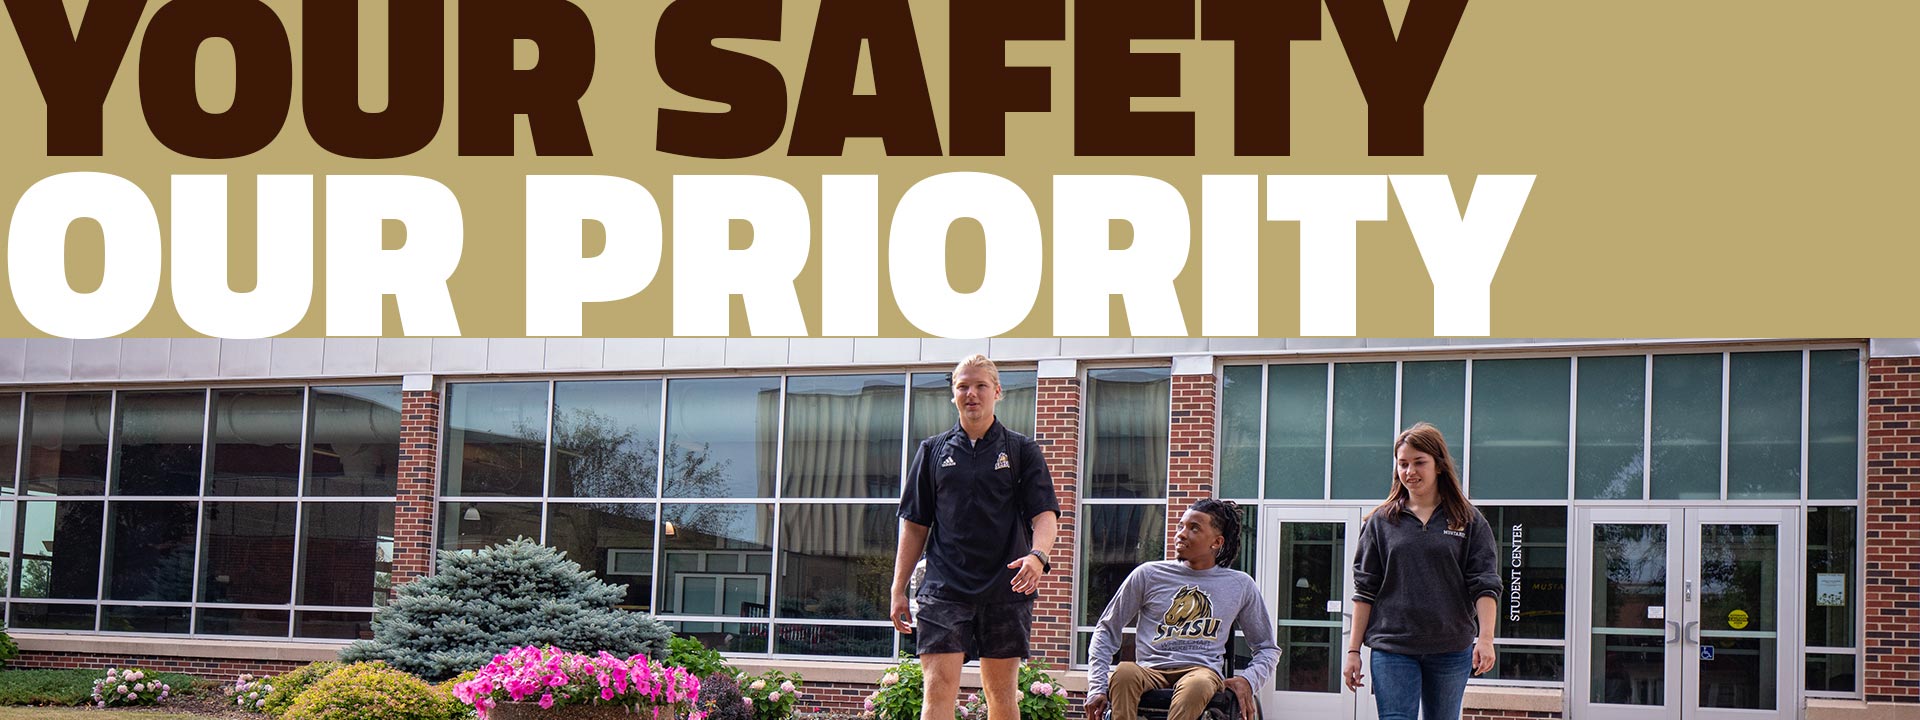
1865;357;1918;705
1165;359;1218;556
1031;362;1081;671
392;378;442;590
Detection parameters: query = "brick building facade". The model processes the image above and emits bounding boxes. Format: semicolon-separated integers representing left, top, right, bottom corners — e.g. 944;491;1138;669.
0;337;1911;720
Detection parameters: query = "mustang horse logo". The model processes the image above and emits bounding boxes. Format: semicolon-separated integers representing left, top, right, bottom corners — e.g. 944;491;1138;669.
1152;585;1222;643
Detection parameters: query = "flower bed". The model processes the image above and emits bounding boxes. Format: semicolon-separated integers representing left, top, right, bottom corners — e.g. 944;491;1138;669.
454;646;704;720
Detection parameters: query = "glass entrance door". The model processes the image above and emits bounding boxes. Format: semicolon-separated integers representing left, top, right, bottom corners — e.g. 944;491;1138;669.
1257;507;1372;720
1572;508;1798;720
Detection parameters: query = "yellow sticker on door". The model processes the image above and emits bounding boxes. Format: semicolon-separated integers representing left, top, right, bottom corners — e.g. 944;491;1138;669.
1728;609;1750;629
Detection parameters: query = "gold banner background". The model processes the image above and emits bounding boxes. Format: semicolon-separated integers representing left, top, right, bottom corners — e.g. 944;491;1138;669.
0;0;1913;338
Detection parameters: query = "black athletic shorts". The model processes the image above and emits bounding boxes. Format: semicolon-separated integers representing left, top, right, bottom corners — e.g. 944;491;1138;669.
914;594;1033;661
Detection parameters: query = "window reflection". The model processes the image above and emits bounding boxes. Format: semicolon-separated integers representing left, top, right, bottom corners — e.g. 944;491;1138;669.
777;504;893;620
663;379;780;499
208;389;303;497
658;503;772;616
308;386;402;497
547;503;656;611
112;391;205;496
552;380;661;499
24;393;111;496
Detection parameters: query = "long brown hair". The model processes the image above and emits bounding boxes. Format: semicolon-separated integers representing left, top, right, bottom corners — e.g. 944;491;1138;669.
1367;422;1474;531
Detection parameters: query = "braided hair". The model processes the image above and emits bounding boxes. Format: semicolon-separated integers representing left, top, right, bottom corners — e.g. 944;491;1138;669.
1191;498;1243;568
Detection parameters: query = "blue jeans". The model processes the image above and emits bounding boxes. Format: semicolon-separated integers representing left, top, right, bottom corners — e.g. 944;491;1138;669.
1369;648;1472;720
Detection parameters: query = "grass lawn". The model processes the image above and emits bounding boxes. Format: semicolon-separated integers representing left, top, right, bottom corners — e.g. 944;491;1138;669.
0;668;210;712
0;708;205;719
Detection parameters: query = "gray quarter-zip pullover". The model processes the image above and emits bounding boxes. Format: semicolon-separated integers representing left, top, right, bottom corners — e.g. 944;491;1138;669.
1352;506;1501;655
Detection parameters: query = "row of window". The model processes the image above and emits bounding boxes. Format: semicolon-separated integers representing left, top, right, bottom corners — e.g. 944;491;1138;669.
0;387;401;638
437;371;1036;658
1218;350;1861;501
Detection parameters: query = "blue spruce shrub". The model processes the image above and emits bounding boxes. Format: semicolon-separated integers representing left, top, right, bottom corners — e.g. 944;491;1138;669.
339;538;672;679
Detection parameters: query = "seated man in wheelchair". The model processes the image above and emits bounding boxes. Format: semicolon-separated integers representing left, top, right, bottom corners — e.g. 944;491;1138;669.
1085;499;1279;720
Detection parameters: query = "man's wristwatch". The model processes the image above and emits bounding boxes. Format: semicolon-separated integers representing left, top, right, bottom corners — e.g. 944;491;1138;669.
1028;550;1052;574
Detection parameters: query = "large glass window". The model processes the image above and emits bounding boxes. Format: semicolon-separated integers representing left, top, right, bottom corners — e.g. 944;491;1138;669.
0;394;19;495
1727;352;1800;499
1266;364;1328;500
1575;356;1645;500
546;503;656;611
1470;359;1570;500
199;502;296;604
1077;367;1172;664
0;386;397;637
1330;363;1394;500
444;383;548;498
24;393;111;496
664;378;779;499
1085;368;1170;499
1479;505;1568;682
307;386;401;497
1808;350;1860;500
658;503;773;618
1805;507;1856;693
112;391;205;496
1218;366;1262;499
1077;503;1165;664
783;375;904;499
297;502;394;611
1651;354;1722;500
208;389;303;497
103;501;197;602
1401;360;1465;475
15;500;103;600
777;504;894;624
908;370;1037;444
436;370;1035;660
551;380;660;499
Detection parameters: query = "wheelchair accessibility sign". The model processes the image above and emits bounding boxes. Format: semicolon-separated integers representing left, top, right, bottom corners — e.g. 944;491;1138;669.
1701;646;1715;661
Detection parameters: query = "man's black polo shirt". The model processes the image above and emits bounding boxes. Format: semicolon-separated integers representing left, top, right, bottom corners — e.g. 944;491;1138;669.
900;419;1060;605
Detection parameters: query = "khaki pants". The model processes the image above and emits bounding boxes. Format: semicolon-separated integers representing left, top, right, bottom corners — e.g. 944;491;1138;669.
1109;662;1223;720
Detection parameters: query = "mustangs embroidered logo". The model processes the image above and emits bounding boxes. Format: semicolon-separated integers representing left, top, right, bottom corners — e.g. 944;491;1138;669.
1151;585;1222;643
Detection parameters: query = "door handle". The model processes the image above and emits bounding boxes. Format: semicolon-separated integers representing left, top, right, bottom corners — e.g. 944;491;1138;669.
1683;620;1700;645
1341;611;1352;636
1663;620;1680;645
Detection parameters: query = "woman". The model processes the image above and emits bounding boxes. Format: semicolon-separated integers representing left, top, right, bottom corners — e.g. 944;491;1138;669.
1342;422;1500;720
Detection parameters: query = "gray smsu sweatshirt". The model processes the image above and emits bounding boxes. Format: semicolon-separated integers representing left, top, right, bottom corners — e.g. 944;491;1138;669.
1087;561;1281;699
1352;506;1502;655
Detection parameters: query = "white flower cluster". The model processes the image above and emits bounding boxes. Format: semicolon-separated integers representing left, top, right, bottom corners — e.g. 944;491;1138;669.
228;672;277;712
89;667;172;708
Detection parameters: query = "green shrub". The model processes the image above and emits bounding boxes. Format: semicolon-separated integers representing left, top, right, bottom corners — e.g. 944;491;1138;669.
1013;661;1068;720
869;654;927;720
340;539;673;680
868;655;1066;720
700;672;752;720
669;635;730;679
282;662;450;720
740;669;804;720
0;631;17;668
261;661;340;717
88;666;174;707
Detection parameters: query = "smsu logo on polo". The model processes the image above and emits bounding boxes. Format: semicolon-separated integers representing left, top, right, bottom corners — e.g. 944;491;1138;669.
994;452;1011;470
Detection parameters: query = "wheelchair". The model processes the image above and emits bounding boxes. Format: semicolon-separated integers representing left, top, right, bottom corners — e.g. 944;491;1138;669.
1133;663;1262;720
